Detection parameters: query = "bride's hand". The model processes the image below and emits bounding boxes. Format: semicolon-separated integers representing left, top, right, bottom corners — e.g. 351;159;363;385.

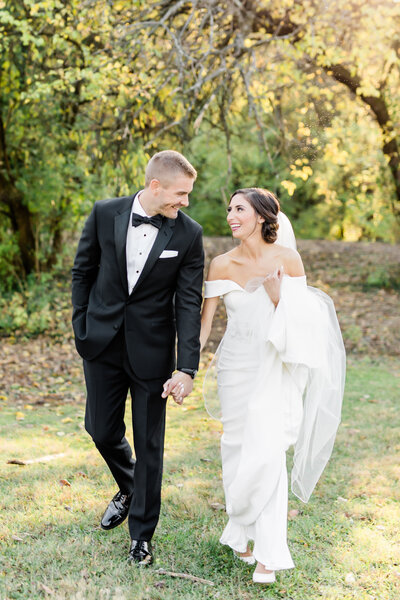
263;266;284;306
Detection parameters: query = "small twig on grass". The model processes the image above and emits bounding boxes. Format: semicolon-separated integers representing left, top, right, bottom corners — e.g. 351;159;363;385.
38;582;55;595
154;569;215;586
7;453;66;465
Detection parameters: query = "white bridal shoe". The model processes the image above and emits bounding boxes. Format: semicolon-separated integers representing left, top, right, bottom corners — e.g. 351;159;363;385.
252;569;276;584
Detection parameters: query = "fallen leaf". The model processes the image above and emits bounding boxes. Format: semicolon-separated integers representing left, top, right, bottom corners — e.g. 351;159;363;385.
61;417;73;423
12;535;23;542
15;411;25;420
75;471;88;478
288;509;300;519
59;479;71;487
209;502;225;511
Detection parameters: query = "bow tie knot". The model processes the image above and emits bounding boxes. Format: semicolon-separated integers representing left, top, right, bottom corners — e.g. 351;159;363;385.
132;213;163;229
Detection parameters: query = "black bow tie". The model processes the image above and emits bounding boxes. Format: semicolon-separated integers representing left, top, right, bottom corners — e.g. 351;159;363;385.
131;213;163;229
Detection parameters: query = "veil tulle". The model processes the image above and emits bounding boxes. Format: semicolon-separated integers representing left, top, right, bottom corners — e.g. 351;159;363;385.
276;211;297;250
203;211;346;503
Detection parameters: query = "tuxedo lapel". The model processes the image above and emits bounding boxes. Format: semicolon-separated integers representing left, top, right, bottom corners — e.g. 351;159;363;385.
130;217;175;296
114;195;135;294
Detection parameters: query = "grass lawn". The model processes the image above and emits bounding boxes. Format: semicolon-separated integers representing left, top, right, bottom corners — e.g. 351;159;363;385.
0;356;399;600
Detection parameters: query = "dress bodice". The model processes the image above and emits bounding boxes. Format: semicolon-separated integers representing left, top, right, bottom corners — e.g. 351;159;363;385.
204;276;307;323
204;278;274;326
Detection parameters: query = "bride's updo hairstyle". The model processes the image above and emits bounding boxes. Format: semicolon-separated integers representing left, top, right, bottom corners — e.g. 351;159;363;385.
230;188;280;244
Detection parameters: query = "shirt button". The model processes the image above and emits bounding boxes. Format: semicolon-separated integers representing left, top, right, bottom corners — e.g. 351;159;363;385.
136;270;139;273
113;324;119;330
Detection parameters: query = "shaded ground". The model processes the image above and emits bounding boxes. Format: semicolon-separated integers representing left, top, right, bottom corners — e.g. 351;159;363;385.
0;239;399;408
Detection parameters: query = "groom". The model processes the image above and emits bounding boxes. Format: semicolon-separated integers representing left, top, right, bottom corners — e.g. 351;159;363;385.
71;150;204;565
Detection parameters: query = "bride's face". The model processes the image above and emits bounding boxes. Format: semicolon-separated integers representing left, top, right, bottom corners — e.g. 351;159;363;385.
227;194;263;239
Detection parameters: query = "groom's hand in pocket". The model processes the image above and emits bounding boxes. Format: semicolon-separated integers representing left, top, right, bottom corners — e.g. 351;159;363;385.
162;372;193;405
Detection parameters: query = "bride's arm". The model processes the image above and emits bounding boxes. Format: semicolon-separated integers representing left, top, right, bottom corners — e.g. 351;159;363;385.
200;297;219;351
200;255;228;350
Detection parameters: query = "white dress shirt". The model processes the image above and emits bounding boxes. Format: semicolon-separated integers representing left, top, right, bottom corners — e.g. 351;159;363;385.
126;192;159;294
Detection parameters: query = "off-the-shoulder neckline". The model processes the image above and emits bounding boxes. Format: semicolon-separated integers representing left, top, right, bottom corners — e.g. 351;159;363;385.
205;275;306;291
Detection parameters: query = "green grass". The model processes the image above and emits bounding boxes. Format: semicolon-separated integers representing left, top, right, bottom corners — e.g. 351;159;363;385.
1;357;399;599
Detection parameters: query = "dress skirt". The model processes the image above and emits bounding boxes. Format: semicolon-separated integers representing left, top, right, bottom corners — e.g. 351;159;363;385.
217;331;301;571
203;276;345;571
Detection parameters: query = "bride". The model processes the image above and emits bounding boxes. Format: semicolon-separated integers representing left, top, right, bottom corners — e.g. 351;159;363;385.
199;188;345;584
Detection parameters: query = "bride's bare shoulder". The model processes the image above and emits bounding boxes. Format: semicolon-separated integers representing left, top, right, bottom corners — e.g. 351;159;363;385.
274;244;305;276
207;251;235;280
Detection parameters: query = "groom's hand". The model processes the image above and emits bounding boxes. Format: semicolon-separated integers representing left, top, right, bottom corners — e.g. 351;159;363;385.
162;372;193;405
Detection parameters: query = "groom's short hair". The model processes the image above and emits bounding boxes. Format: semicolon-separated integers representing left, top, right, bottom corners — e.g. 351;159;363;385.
145;150;197;187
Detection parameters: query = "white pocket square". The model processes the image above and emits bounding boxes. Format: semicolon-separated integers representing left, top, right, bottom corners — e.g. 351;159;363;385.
159;250;178;258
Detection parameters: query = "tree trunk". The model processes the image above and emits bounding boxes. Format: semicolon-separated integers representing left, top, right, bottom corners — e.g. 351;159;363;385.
328;64;400;220
0;174;36;276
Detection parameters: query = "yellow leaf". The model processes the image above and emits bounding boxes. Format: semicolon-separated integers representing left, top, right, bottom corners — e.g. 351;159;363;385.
281;180;296;197
15;412;25;420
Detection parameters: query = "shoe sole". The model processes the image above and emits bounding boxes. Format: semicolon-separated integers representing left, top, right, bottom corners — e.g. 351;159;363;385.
100;520;125;530
252;573;276;584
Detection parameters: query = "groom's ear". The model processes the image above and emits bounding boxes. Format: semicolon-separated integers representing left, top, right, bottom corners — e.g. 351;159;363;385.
149;178;161;194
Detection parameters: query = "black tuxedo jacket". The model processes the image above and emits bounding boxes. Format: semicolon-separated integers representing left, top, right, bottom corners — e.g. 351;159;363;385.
71;194;204;380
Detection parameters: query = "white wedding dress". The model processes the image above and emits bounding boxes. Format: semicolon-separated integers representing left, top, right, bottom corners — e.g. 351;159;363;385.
203;216;345;570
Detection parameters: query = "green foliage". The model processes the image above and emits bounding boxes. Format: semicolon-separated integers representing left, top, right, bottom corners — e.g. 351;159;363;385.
0;271;71;337
362;264;400;290
1;0;400;287
186;104;398;241
0;0;152;281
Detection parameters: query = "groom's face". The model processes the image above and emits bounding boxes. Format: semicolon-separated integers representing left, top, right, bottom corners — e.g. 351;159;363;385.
151;175;194;219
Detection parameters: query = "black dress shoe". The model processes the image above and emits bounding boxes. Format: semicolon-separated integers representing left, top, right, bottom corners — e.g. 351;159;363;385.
100;491;132;530
128;539;153;566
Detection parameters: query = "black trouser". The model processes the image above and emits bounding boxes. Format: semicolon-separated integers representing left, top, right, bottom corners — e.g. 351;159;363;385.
83;328;168;541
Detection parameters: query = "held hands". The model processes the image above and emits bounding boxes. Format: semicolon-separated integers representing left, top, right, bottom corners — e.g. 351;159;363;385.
263;265;284;306
161;372;193;405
